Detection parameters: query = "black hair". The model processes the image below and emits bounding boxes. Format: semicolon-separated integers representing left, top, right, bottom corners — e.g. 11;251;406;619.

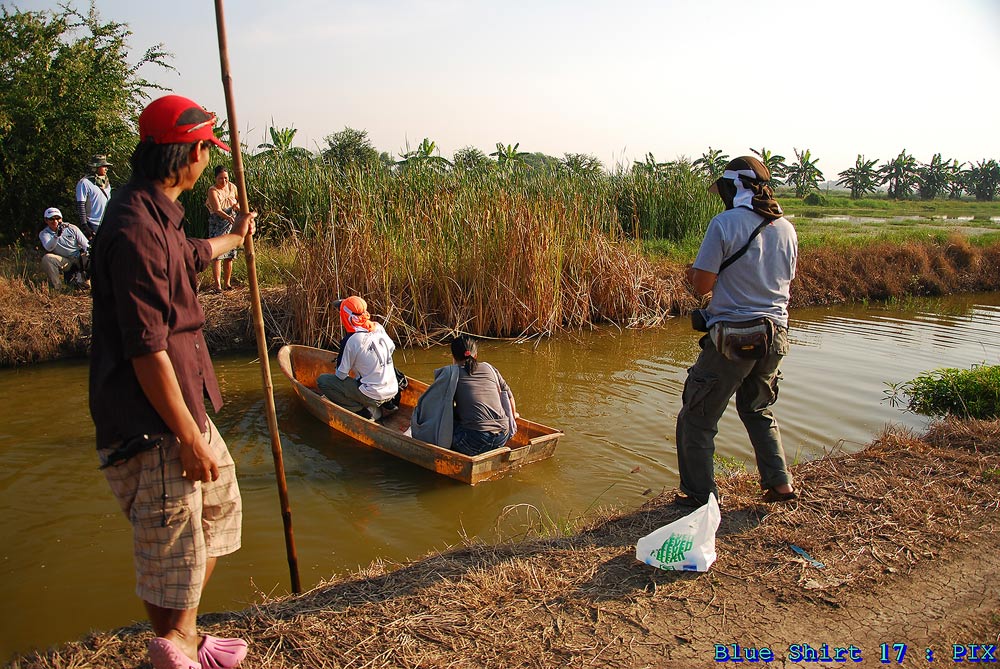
129;140;200;186
450;335;479;375
214;164;229;177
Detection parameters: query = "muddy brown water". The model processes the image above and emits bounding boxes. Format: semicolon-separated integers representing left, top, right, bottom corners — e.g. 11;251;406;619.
3;294;1000;660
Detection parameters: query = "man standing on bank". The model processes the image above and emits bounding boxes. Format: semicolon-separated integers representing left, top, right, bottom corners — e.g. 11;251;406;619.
76;154;113;238
89;95;255;669
674;155;798;508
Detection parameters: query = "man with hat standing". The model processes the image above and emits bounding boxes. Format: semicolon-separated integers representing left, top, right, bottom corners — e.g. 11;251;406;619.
673;155;798;508
76;153;113;237
89;94;254;669
38;206;90;288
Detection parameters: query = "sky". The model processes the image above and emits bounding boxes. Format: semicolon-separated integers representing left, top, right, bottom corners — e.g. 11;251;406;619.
12;0;1000;176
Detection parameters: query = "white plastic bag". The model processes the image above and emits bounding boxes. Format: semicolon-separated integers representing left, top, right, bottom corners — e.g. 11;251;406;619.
635;493;721;572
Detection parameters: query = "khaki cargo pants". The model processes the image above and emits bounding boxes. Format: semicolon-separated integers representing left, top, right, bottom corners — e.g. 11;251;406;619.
674;326;792;504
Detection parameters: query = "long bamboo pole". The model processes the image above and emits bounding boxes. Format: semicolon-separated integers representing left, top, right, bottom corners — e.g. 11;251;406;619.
213;0;301;594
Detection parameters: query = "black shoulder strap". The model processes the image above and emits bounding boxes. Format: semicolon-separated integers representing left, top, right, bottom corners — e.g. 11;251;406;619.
718;218;770;274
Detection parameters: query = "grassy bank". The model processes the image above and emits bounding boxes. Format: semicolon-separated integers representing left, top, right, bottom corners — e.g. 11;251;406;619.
9;417;999;668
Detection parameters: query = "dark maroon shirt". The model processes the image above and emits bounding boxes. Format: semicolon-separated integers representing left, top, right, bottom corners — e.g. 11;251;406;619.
89;181;223;448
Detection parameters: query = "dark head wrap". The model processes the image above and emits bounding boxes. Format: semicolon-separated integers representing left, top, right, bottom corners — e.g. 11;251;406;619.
709;156;783;221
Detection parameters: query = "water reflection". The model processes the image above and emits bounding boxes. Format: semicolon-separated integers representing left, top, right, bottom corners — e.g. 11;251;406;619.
2;293;1000;659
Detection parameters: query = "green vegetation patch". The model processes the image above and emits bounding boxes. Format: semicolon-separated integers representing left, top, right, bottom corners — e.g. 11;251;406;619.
887;364;1000;420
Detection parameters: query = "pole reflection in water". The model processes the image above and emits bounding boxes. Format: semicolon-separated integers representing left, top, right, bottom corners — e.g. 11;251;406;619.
1;293;999;659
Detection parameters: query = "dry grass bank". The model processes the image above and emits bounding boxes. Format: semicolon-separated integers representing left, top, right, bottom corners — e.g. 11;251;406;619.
0;277;90;365
3;236;1000;367
9;418;999;668
793;235;1000;305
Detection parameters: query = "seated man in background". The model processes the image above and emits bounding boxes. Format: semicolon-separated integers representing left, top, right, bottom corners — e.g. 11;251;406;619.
38;206;90;289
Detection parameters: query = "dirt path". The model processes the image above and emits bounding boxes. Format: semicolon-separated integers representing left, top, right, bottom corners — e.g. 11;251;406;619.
651;530;1000;667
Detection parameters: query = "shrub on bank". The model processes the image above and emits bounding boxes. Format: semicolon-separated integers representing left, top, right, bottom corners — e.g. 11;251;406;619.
889;365;1000;420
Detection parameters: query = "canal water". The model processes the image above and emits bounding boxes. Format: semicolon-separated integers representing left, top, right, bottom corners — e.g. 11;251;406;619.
2;294;999;660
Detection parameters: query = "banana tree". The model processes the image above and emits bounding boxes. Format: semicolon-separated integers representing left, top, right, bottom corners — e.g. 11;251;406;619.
837;154;880;199
749;147;787;188
633;152;666;177
784;148;824;197
489;142;530;171
692;147;729;180
917;154;957;200
947;160;967;199
879;150;918;199
257;124;312;159
397;137;452;172
964;159;1000;201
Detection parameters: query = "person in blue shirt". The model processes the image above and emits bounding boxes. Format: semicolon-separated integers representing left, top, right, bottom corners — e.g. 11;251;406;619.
76;154;113;237
674;156;799;508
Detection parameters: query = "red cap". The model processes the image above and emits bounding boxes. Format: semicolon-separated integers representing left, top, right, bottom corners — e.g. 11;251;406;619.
138;95;231;152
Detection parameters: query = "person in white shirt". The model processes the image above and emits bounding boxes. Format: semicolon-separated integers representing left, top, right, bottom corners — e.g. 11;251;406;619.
317;296;399;421
38;207;90;288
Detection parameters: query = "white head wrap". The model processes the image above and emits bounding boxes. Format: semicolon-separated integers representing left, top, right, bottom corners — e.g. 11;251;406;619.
721;169;759;210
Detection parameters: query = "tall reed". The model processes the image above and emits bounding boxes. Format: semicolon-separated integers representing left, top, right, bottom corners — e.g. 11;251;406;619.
287;167;690;347
178;155;713;346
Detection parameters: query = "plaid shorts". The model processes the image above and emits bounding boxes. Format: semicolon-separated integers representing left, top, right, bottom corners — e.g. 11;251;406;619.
100;418;242;610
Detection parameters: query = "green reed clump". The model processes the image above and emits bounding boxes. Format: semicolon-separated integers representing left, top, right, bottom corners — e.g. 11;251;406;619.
180;153;339;238
611;166;719;242
286;166;686;347
887;364;1000;420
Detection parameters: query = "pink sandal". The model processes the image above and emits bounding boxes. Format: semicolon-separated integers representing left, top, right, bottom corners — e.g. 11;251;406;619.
148;638;201;669
198;635;248;669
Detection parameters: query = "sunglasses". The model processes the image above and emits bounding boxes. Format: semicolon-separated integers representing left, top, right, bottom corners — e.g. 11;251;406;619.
47;216;63;221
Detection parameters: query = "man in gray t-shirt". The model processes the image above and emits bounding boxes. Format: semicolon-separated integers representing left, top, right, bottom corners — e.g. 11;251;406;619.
674;156;798;508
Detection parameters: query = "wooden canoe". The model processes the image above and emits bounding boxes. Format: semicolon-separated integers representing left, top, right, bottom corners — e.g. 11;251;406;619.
276;344;564;485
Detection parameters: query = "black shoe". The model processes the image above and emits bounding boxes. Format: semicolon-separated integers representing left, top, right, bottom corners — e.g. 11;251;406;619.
762;487;798;503
673;493;706;508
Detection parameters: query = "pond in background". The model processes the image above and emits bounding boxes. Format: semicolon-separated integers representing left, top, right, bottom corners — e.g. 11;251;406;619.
2;293;999;660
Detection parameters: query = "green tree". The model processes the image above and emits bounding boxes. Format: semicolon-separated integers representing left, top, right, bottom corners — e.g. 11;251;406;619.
521;152;561;173
0;2;172;241
879;150;918;199
322;126;381;171
784;148;824;197
837;154;881;199
692;147;729;180
749;147;787;189
964;159;1000;202
452;146;492;172
560;152;603;177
